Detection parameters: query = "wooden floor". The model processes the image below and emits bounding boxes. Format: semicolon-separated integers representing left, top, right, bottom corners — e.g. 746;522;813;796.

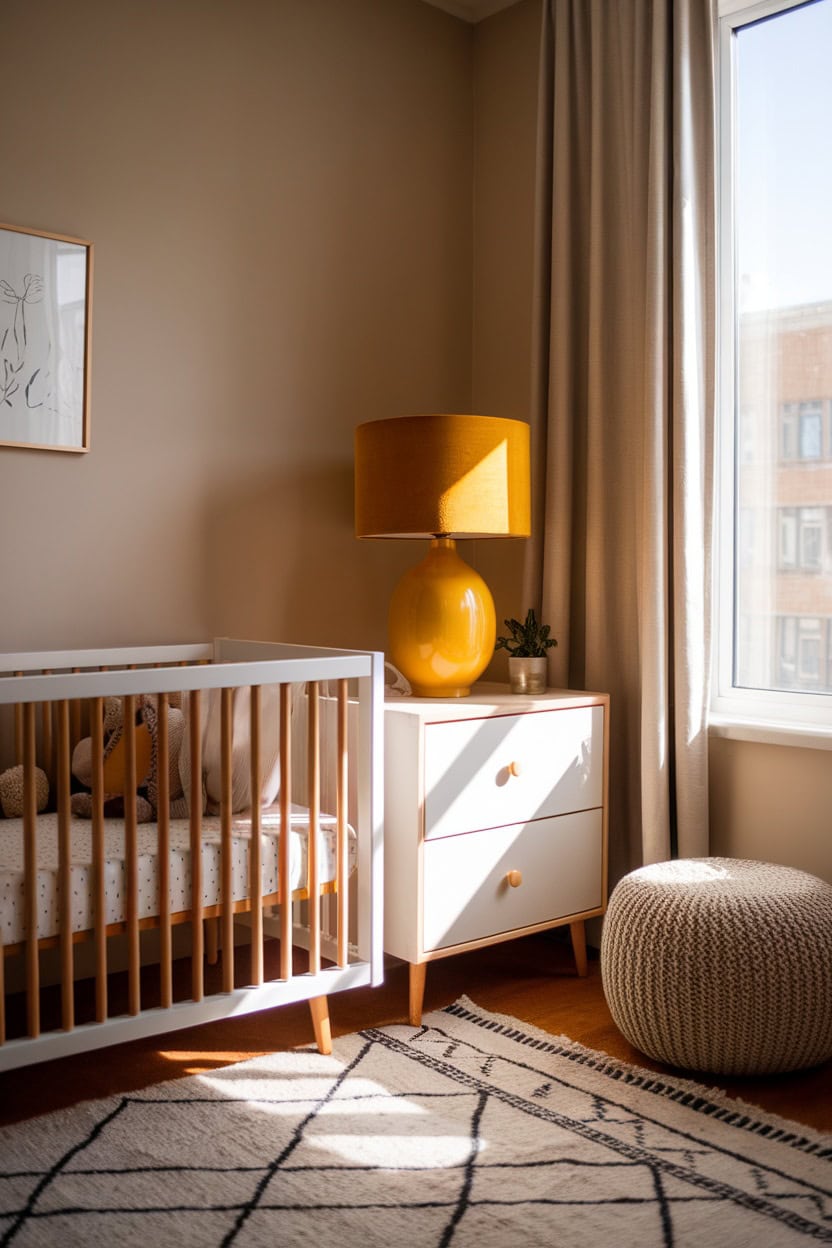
1;930;829;1132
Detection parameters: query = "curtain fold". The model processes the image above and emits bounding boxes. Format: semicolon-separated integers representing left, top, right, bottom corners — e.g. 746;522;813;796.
529;0;716;883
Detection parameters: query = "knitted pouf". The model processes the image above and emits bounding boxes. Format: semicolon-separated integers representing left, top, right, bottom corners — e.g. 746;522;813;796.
600;857;832;1076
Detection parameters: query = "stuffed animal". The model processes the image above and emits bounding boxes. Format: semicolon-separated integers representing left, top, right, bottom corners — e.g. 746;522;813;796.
0;763;49;818
71;694;187;821
141;694;188;818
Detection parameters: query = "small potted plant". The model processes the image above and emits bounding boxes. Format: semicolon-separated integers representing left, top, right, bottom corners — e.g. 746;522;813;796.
495;608;557;694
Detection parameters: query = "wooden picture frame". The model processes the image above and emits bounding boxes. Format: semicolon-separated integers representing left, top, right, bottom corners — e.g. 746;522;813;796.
0;221;93;453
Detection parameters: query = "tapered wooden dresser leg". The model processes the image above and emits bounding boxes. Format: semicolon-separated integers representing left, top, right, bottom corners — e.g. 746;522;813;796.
409;961;427;1026
569;920;588;977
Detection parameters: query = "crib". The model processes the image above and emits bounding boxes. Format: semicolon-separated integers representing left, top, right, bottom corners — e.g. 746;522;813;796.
0;638;384;1071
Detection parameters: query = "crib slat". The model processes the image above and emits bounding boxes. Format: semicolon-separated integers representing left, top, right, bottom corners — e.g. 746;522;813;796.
157;692;172;1009
91;697;108;1022
250;685;263;986
307;683;321;976
189;689;204;1002
70;671;82;753
124;695;140;1016
220;687;234;994
337;678;349;967
13;675;23;764
279;683;292;981
40;673;54;788
23;704;40;1038
57;700;74;1032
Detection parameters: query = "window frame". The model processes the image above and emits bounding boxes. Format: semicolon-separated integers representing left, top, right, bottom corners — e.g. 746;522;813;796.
712;0;832;744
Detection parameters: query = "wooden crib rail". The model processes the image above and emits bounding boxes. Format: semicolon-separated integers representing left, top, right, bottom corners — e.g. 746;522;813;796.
0;641;384;1072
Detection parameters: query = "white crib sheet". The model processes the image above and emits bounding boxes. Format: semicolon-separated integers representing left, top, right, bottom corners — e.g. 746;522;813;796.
0;804;355;944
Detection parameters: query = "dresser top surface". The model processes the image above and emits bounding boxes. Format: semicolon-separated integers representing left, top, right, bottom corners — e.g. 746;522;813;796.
384;682;608;721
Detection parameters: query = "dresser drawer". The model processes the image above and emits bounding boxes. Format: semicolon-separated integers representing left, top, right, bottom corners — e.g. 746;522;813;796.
423;705;603;840
421;808;602;951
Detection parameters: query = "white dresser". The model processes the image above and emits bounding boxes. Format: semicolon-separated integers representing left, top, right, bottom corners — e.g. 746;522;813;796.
384;683;609;1023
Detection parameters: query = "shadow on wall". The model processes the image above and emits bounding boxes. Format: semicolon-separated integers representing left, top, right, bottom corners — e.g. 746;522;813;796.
199;462;408;653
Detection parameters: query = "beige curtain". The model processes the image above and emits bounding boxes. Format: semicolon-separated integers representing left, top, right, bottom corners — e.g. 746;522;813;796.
528;0;715;884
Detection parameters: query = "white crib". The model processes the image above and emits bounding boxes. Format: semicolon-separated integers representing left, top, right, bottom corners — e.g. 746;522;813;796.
0;638;384;1071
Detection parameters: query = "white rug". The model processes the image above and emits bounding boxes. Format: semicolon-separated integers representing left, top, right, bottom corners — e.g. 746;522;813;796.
0;996;829;1247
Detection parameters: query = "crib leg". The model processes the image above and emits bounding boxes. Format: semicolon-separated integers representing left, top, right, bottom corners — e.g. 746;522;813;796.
309;995;332;1055
205;918;219;966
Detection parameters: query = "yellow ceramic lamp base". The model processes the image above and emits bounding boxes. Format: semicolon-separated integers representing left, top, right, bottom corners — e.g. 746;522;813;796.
388;538;496;698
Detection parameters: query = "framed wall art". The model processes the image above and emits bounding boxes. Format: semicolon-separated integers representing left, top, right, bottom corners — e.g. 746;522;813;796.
0;221;93;453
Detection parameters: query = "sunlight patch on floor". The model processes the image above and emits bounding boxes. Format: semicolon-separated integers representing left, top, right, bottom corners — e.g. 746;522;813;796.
306;1130;486;1167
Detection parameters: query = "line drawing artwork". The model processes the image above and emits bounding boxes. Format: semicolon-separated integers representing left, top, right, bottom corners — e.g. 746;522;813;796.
0;224;91;452
1;273;45;407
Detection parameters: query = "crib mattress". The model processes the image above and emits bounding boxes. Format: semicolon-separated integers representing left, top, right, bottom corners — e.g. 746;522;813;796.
0;804;354;945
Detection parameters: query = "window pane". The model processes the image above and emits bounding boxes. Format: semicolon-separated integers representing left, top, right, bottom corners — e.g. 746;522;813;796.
732;0;832;697
800;507;823;570
799;403;823;459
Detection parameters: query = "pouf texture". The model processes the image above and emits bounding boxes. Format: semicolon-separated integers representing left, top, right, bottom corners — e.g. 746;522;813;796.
600;857;832;1076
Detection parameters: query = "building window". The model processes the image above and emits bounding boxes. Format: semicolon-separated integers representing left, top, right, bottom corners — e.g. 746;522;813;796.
800;508;824;571
781;401;825;461
715;0;832;726
778;506;826;572
799;621;822;684
777;617;828;689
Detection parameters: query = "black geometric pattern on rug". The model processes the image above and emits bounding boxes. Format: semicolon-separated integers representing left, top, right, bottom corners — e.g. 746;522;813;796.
1;997;829;1247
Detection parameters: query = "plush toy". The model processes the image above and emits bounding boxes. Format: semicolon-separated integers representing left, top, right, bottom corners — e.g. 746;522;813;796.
0;763;49;818
71;694;187;821
141;694;188;819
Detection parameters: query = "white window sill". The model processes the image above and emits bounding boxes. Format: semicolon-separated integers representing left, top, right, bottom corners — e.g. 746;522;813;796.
708;713;832;751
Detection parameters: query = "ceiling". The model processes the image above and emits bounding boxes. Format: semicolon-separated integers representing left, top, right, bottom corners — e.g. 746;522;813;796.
420;0;520;21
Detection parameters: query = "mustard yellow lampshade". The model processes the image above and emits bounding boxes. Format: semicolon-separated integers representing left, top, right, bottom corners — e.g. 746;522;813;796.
355;414;531;697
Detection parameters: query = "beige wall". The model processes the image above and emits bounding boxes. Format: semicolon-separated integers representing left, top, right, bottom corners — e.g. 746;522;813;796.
710;737;832;881
0;0;473;655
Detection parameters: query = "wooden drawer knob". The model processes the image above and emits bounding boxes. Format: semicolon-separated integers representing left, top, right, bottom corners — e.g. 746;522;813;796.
508;760;522;777
506;869;523;888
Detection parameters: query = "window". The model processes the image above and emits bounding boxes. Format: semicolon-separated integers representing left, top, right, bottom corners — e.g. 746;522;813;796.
778;505;826;571
800;507;824;570
798;619;823;683
715;0;832;732
781;400;825;461
777;616;827;688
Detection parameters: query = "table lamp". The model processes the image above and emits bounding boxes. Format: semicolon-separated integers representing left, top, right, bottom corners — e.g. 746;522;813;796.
354;413;531;697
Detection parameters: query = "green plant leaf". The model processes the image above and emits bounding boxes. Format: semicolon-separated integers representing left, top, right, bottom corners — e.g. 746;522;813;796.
494;607;558;657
